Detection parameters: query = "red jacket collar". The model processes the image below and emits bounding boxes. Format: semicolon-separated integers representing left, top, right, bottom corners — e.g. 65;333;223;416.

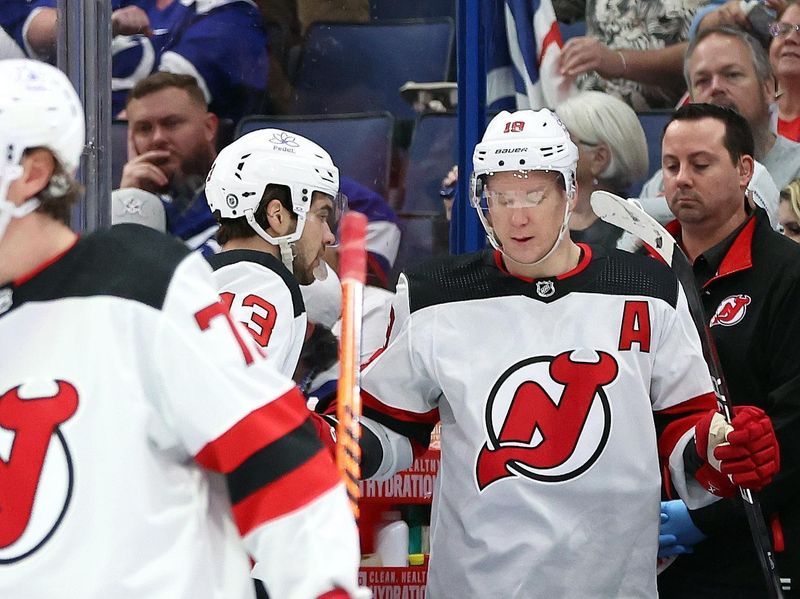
664;216;756;286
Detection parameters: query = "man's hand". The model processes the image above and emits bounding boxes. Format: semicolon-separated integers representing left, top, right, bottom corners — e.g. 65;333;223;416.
119;150;170;193
697;0;750;32
694;407;779;496
112;6;152;37
659;500;706;558
559;37;625;79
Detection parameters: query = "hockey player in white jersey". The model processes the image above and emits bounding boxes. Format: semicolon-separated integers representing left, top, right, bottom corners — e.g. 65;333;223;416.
345;109;780;598
0;58;364;599
204;129;346;379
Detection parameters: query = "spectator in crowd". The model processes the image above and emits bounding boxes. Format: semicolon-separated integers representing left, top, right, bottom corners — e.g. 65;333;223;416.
557;0;705;110
656;103;800;599
317;108;780;598
0;57;364;599
690;0;787;43
0;1;57;61
555;90;648;249
639;26;800;228
1;0;268;123
112;72;219;255
780;179;800;241
770;2;800;141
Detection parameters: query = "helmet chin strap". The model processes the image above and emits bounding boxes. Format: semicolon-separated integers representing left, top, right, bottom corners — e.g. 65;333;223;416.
0;161;35;243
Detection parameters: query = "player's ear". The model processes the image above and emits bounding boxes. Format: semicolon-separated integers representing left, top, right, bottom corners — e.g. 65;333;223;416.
11;149;56;203
265;197;290;236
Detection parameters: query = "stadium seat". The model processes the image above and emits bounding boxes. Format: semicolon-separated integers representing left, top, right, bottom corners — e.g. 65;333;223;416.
632;110;672;196
290;20;455;120
391;214;450;283
401;112;458;214
235;112;394;197
370;0;455;20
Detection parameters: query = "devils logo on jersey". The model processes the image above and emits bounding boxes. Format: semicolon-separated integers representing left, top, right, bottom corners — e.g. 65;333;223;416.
476;350;618;490
709;294;751;327
0;381;78;563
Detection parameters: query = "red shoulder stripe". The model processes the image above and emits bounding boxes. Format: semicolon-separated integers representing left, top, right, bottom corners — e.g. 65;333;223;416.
196;387;309;473
231;450;341;536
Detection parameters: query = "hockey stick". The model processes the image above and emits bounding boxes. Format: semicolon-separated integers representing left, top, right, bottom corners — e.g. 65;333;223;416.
335;211;368;518
590;190;784;598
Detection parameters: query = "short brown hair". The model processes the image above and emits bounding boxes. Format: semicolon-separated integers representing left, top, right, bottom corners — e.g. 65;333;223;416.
214;184;292;245
33;151;83;225
127;71;207;109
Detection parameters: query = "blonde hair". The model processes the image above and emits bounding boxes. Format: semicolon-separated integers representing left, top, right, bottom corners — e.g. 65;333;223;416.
780;180;800;222
555;91;648;192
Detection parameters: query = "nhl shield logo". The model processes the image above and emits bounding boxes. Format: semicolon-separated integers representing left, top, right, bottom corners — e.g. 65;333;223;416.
710;294;751;327
536;280;555;298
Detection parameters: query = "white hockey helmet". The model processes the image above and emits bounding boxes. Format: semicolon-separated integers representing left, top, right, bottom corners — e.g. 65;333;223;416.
205;128;344;269
472;109;578;198
470;109;578;259
0;59;85;240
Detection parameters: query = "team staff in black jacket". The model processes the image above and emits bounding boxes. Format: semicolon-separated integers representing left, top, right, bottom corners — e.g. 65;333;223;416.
656;103;800;597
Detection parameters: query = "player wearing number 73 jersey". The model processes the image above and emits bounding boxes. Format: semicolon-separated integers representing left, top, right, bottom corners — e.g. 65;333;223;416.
204;128;346;378
0;59;363;599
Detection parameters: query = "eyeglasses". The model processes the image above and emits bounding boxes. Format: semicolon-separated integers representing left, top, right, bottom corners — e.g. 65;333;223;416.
769;22;800;38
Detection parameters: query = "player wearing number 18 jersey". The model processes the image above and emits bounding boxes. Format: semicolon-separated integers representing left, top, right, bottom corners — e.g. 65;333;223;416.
0;59;363;599
346;109;780;598
204;129;346;378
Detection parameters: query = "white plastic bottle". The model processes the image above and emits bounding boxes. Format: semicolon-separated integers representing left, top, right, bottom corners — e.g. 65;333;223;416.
375;515;410;567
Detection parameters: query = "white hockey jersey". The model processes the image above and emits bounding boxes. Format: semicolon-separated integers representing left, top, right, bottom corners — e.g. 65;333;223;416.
360;245;721;599
207;250;307;378
0;224;360;599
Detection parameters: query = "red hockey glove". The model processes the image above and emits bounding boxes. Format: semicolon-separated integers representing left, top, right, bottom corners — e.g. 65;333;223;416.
317;589;350;599
715;406;779;491
694;407;780;496
308;411;337;459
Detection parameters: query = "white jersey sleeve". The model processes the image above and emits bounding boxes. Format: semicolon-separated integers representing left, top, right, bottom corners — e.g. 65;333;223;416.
650;283;721;509
151;253;360;599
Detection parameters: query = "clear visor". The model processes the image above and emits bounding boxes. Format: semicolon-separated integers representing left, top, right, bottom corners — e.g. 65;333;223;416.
309;190;348;247
471;171;564;216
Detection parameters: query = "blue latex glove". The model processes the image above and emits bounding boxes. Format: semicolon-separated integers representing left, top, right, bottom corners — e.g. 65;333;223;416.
658;500;707;558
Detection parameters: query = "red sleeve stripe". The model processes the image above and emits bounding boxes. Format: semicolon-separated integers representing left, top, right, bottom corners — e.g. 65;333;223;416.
195;387;310;473
655;392;717;458
231;450;341;536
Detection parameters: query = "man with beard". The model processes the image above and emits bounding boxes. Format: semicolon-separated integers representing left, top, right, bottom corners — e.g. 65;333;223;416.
638;26;800;228
656;103;800;598
203;128;346;381
113;72;220;255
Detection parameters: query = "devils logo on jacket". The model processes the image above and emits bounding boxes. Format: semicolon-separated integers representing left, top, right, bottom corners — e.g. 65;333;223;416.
475;350;618;490
0;381;78;563
709;294;752;328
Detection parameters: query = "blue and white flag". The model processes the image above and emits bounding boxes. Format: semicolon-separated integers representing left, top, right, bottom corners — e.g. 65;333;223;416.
486;0;576;111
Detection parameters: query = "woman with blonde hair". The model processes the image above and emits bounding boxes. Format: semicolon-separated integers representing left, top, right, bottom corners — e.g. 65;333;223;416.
780;179;800;242
555;90;649;249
